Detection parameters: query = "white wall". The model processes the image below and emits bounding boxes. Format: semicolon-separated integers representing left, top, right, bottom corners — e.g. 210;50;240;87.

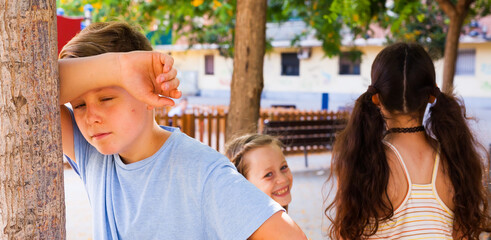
451;43;491;97
164;42;491;98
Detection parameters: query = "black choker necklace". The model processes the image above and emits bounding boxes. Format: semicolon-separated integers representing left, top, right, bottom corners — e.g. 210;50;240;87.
386;126;425;134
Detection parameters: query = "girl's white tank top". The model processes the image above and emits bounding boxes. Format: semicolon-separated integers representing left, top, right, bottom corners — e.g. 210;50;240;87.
369;141;454;239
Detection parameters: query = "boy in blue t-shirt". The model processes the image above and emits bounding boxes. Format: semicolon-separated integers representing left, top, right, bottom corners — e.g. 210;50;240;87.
59;22;306;239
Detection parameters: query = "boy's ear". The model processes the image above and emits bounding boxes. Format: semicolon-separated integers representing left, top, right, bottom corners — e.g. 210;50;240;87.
429;95;436;103
372;94;380;105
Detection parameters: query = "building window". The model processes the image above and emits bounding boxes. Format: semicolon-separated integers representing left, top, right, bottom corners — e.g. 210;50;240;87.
281;53;299;76
205;55;214;75
339;52;361;75
456;49;475;76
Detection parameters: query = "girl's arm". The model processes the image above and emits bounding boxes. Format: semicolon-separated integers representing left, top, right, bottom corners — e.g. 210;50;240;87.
250;211;307;240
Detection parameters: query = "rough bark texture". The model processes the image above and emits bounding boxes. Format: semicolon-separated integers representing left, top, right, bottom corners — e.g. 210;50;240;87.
0;1;66;239
225;0;267;142
436;0;473;94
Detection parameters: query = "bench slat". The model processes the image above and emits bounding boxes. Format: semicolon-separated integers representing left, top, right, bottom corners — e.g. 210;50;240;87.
262;116;348;167
263;118;347;151
265;128;338;135
264;119;346;128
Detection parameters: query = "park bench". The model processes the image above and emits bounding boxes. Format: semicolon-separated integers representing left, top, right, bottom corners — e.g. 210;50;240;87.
262;118;348;167
271;104;296;109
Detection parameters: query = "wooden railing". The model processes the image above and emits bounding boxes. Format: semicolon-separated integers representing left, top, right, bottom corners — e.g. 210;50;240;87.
155;106;349;153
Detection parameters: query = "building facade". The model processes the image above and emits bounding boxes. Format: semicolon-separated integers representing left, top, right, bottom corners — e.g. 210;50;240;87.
157;19;491;111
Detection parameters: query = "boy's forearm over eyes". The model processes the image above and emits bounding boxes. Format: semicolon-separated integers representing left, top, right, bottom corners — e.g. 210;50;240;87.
59;51;180;108
249;211;307;240
59;53;121;105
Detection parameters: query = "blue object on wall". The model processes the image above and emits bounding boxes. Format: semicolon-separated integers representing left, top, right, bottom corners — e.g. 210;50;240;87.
57;8;65;16
146;30;172;45
80;4;94;30
322;93;329;110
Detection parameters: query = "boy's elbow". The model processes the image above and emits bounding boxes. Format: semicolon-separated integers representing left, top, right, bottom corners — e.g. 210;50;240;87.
249;211;307;240
60;105;76;162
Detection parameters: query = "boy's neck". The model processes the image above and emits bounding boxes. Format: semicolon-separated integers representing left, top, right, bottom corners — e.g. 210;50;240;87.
119;123;170;164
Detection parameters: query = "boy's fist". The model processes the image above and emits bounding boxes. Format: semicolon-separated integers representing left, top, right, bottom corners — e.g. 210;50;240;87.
118;51;182;108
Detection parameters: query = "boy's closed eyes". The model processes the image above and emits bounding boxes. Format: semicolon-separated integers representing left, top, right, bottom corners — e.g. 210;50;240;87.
70;86;151;160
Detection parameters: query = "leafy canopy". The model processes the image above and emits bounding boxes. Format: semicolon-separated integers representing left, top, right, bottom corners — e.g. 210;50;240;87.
57;0;491;59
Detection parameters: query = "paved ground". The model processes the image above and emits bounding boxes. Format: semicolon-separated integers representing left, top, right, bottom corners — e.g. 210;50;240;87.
287;153;333;240
64;169;93;240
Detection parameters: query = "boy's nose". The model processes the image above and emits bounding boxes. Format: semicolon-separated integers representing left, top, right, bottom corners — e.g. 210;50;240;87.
85;106;102;124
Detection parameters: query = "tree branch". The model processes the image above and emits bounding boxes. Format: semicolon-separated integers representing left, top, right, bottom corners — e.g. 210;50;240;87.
456;0;474;14
436;0;456;18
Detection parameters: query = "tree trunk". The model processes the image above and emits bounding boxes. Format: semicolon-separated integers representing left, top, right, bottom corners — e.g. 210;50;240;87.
0;1;66;239
437;0;473;94
225;0;267;142
441;15;464;94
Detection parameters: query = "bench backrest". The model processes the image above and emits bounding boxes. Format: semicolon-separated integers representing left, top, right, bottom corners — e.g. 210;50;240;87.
263;118;347;150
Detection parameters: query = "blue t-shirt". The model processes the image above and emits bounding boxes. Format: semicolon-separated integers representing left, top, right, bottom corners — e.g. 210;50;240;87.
67;118;283;239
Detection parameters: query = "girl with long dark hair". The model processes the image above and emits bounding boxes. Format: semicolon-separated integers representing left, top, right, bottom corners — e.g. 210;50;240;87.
326;42;490;239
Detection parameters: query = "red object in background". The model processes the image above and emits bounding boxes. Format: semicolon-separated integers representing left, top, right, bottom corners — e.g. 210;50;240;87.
57;15;84;54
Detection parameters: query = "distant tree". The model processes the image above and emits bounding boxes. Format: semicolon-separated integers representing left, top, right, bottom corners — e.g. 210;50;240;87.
0;0;65;239
225;0;267;141
435;0;490;92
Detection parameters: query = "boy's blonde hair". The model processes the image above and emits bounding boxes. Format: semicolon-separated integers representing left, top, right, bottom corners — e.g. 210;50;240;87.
59;21;152;59
225;134;283;178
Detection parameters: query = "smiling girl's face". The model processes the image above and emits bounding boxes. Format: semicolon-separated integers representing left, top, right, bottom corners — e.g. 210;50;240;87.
243;144;293;208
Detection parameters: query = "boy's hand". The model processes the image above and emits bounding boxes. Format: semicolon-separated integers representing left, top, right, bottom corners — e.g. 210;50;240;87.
118;51;182;108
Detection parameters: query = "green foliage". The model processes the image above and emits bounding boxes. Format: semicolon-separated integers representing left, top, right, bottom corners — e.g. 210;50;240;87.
469;0;491;17
57;0;346;57
382;0;448;59
297;0;344;57
326;0;491;60
57;0;237;56
57;0;491;60
264;0;348;57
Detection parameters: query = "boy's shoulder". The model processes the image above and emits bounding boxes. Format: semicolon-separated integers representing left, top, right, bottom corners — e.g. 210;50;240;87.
161;126;228;162
160;126;237;181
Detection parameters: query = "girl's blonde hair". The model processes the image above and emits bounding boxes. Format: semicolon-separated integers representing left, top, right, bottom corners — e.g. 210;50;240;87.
225;134;283;178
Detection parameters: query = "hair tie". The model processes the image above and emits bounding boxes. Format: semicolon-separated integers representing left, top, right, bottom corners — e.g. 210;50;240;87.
433;87;441;97
367;85;378;95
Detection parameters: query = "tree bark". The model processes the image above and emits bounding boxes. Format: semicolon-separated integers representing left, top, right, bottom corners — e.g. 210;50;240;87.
0;1;66;239
225;0;267;142
436;0;473;94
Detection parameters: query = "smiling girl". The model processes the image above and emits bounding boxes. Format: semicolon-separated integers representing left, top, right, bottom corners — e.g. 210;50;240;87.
226;134;293;211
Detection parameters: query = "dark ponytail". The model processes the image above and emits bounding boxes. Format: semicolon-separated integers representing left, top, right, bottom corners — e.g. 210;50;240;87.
326;89;389;239
427;91;491;238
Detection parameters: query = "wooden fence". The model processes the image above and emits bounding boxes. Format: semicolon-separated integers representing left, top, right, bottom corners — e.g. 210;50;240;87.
155;106;349;153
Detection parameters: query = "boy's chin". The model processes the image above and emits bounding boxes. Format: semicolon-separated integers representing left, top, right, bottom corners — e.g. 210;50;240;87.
94;146;119;156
